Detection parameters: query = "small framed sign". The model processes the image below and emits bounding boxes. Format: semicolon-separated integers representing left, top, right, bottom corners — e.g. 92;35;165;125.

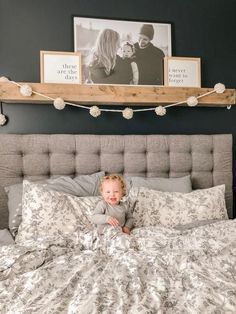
40;51;82;84
164;56;201;87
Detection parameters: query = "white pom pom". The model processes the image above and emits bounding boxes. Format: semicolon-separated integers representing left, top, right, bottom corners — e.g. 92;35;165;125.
214;83;225;93
122;107;133;119
0;114;7;126
0;76;9;82
20;84;32;97
53;97;66;110
155;106;166;116
89;106;101;117
187;96;198;107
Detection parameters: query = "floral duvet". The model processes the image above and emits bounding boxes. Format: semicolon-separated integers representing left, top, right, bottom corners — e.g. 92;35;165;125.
1;219;236;314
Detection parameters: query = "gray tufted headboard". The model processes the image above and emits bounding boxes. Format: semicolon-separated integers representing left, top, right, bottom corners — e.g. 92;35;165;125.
0;134;233;229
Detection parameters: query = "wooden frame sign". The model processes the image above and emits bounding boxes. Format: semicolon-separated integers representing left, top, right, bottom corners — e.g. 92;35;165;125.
40;51;82;84
164;56;201;87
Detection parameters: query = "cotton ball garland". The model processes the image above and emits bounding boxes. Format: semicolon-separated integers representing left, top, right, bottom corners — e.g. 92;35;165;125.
0;76;229;119
0;76;9;82
89;106;101;117
122;107;133;119
20;84;33;97
187;96;198;107
214;83;225;94
0;114;7;126
155;106;166;116
53;97;66;110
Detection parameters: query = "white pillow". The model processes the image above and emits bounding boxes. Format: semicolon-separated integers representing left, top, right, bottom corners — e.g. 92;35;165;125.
16;180;101;244
133;185;228;228
5;171;104;237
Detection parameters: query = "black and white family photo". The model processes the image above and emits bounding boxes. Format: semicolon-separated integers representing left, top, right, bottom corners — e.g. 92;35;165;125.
74;17;172;86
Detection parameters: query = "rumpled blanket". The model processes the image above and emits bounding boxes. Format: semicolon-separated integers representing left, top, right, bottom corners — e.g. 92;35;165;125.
1;220;236;313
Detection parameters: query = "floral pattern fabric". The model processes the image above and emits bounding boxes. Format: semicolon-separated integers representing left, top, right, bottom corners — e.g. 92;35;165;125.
132;185;228;228
16;180;101;243
1;219;236;313
1;182;234;313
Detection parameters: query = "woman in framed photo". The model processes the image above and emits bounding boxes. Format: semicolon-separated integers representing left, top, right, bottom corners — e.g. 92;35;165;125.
87;29;134;84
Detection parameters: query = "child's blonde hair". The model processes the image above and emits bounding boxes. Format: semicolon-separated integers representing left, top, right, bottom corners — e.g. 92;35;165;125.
100;174;126;195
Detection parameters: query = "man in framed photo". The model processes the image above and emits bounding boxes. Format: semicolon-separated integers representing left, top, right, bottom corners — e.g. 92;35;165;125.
134;24;165;85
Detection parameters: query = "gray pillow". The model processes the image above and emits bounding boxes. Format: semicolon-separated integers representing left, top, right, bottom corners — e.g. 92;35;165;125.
0;229;15;246
5;171;105;237
126;175;192;193
45;172;104;196
5;183;24;236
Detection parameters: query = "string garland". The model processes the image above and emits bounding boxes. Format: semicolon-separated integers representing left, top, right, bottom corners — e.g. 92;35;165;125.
0;102;7;125
0;76;228;126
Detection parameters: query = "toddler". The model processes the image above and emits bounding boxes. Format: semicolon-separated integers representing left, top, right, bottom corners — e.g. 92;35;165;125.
121;42;139;85
91;174;134;235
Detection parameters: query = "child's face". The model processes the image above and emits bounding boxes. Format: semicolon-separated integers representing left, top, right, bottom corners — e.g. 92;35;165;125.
122;45;133;58
101;179;124;205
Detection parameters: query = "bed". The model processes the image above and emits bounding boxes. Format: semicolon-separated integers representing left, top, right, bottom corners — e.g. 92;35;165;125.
0;134;235;313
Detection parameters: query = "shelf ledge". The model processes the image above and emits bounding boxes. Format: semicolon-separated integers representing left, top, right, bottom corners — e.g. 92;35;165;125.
0;82;235;106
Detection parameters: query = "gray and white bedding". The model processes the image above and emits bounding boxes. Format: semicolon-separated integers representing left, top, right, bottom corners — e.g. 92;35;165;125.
0;179;234;313
0;134;234;313
1;219;236;313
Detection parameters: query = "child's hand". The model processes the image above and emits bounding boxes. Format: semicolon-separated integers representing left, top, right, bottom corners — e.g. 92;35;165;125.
122;226;131;235
107;217;119;227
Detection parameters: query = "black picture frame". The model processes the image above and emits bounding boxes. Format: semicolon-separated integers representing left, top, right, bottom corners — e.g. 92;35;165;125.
73;16;172;86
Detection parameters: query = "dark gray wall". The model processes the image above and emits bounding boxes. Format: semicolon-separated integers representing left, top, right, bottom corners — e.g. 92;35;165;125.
0;0;236;214
0;0;235;134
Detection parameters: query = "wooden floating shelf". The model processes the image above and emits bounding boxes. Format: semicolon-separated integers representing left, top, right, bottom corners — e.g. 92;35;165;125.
0;82;235;107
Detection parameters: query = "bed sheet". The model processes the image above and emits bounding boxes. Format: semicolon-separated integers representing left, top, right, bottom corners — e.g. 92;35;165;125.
0;219;236;313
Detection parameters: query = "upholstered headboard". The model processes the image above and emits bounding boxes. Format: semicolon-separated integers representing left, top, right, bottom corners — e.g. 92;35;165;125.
0;134;233;229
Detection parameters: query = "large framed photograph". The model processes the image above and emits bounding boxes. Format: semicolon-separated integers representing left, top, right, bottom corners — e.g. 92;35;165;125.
73;16;172;86
164;56;201;87
40;51;82;84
